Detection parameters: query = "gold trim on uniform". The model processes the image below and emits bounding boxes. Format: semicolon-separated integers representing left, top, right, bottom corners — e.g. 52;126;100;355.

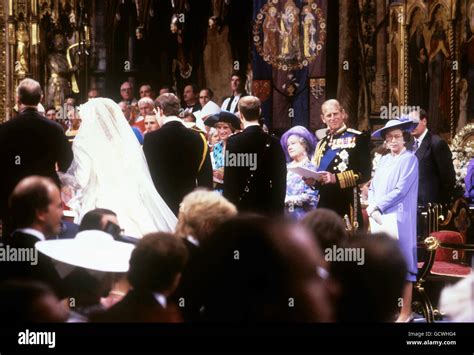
313;139;327;167
337;170;359;189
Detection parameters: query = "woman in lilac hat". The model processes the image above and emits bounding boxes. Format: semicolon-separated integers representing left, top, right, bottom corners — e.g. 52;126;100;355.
368;117;418;322
280;126;319;219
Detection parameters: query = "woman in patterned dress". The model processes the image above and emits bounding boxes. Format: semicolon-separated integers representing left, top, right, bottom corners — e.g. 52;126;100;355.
280;126;318;219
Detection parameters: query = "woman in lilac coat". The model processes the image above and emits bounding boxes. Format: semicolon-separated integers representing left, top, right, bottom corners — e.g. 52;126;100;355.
368;118;418;322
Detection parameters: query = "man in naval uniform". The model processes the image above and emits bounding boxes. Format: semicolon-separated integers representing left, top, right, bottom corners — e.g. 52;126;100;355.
305;99;371;230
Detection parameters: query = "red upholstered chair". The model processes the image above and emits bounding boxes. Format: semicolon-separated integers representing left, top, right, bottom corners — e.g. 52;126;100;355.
415;231;474;322
427;231;471;277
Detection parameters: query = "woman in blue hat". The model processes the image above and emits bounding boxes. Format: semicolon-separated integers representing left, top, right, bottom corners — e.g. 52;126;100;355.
368;117;418;322
280;126;319;219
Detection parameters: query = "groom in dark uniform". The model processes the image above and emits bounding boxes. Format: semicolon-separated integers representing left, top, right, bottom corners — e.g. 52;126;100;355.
306;99;371;230
223;96;286;215
0;78;73;240
143;93;213;215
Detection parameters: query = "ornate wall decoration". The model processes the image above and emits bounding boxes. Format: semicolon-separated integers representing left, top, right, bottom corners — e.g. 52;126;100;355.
15;0;27;17
359;0;377;114
0;0;91;119
450;123;474;190
0;0;7;122
460;0;474;131
253;0;326;71
252;80;272;103
394;0;458;137
38;0;91;108
388;3;405;107
406;2;428;111
309;77;325;100
15;21;30;76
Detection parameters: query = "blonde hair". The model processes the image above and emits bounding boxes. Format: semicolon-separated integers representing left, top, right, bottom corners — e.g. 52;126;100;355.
145;114;157;122
175;189;237;242
207;127;218;142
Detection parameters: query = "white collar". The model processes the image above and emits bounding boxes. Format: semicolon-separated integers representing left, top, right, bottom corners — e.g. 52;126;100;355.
16;228;46;241
243;122;260;129
162;116;184;126
153;292;167;308
417;128;428;144
186;235;200;247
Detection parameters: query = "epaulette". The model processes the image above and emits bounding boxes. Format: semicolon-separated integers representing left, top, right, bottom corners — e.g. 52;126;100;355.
347;128;362;135
315;128;328;140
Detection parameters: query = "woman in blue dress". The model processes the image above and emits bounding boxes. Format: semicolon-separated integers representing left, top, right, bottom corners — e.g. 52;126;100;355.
280;126;318;219
368;118;418;322
205;112;241;194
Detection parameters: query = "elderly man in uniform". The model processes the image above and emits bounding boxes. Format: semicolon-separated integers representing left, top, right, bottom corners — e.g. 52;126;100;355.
305;99;371;230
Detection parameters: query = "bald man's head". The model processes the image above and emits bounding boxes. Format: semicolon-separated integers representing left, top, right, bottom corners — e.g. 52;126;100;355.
17;78;42;106
9;176;63;237
321;99;343;113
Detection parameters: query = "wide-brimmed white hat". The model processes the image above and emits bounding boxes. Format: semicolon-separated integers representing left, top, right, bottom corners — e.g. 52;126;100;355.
36;230;135;273
372;116;417;139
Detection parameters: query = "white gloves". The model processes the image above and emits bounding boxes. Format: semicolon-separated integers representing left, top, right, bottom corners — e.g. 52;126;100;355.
367;204;382;225
366;204;376;216
370;210;383;225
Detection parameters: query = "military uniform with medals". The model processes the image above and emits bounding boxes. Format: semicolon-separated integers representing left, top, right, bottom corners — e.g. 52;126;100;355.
312;124;371;229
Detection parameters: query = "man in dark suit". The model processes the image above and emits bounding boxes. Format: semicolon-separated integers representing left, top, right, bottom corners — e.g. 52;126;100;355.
221;71;248;113
0;176;65;298
91;233;188;322
143;93;213;215
410;109;456;206
0;78;73;239
182;84;202;113
223;96;287;215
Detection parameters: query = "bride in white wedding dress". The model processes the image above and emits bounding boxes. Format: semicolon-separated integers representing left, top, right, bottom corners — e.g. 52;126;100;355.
61;98;177;238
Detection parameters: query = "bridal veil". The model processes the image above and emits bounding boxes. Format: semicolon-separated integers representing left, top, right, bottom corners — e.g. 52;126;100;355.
62;98;177;238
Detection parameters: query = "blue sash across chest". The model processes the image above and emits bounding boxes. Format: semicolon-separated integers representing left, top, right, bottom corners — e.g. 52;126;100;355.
318;146;339;172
